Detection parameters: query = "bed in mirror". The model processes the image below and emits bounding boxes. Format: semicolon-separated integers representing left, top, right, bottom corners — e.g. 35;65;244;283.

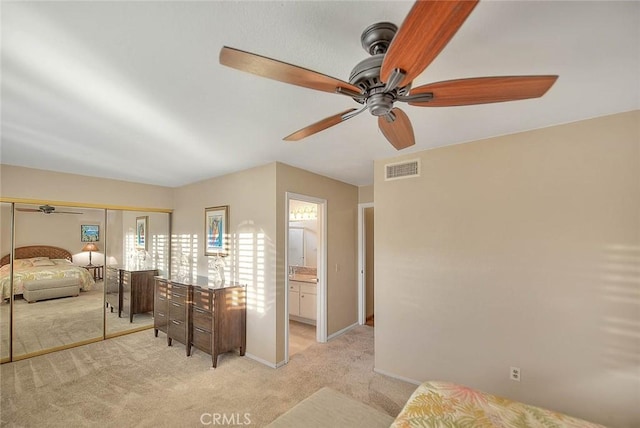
9;204;105;359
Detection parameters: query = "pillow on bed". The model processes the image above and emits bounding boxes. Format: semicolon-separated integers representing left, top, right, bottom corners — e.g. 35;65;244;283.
32;259;56;267
14;259;34;268
51;259;73;265
28;257;50;262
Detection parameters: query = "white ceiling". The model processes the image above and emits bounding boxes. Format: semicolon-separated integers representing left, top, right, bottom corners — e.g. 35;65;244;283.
2;1;638;188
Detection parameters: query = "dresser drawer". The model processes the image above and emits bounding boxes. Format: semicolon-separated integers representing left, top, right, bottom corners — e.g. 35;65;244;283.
192;326;211;351
154;310;167;329
193;288;213;311
155;292;167;309
192;306;212;332
155;280;168;297
169;300;186;322
168;284;188;303
168;319;186;343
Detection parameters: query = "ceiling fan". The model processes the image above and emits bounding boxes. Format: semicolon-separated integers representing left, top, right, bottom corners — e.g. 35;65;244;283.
219;0;558;150
16;205;83;215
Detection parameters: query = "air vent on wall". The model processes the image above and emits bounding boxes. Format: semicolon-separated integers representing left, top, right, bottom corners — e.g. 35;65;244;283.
385;159;420;181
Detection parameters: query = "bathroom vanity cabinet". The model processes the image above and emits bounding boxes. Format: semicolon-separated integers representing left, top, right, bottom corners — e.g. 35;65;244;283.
289;280;316;322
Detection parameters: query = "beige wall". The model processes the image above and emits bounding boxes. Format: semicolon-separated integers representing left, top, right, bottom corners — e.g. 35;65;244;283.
358;185;373;203
1;165;173;209
374;110;639;428
276;163;359;361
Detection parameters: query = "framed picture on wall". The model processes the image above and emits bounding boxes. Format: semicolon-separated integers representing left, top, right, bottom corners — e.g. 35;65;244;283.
205;206;229;256
135;216;148;250
80;225;100;242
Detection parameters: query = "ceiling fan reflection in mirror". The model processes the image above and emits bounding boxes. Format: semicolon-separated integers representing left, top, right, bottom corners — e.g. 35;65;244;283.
219;0;558;150
16;205;83;215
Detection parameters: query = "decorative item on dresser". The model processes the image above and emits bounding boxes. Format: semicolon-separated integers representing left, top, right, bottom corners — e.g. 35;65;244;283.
106;266;158;322
154;275;246;368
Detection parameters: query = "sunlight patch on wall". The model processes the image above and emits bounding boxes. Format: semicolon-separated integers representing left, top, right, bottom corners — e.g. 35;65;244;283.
237;231;266;315
600;244;640;379
151;234;169;275
171;234;199;278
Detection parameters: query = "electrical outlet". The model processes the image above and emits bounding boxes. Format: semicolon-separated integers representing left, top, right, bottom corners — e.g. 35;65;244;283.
510;367;521;382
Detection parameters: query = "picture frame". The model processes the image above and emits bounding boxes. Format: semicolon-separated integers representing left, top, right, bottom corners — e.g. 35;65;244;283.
205;206;229;256
80;225;100;242
135;216;148;250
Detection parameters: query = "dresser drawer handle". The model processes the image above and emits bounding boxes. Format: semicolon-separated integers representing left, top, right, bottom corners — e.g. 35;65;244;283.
194;327;207;333
171;302;182;307
172;293;185;298
171;320;181;325
194;307;207;314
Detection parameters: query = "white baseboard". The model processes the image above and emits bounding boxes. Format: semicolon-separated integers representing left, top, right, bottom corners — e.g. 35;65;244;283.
373;367;421;385
244;353;279;369
327;322;358;341
289;315;316;326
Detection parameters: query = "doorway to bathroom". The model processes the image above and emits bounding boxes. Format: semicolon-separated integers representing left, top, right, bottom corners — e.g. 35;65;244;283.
358;203;374;327
285;193;326;362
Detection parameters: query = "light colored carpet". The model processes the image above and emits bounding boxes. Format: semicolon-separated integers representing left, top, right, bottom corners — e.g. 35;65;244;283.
0;281;154;359
0;325;416;427
266;387;394;428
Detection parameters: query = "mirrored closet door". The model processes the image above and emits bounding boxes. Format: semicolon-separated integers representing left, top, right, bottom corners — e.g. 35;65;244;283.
0;202;13;362
104;210;170;337
11;203;105;359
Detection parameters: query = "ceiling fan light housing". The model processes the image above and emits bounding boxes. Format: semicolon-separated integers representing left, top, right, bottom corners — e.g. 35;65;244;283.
368;93;395;116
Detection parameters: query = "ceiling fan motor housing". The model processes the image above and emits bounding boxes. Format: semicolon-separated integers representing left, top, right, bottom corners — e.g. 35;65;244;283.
350;22;411;116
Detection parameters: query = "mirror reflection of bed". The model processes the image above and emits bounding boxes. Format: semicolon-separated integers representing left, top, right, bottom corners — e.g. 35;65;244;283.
2;245;104;358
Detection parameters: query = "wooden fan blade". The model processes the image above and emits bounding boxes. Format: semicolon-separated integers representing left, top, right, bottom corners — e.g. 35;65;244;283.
378;108;415;150
408;75;559;107
55;211;83;215
15;208;40;212
380;0;478;88
220;46;362;95
284;109;358;141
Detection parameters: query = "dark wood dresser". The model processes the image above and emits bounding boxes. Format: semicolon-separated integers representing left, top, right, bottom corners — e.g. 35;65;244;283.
106;266;158;322
153;277;169;337
154;276;246;367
